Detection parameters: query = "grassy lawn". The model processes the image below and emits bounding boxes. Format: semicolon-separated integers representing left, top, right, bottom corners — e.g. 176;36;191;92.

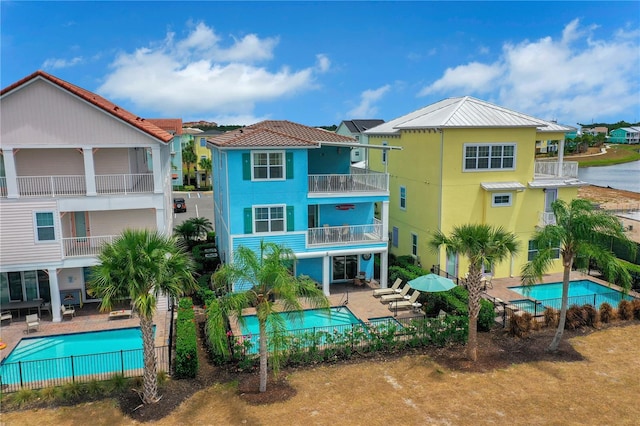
572;144;640;167
3;324;639;425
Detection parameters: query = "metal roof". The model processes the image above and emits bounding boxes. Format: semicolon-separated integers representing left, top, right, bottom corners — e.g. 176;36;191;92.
528;179;588;189
480;182;527;191
365;96;556;135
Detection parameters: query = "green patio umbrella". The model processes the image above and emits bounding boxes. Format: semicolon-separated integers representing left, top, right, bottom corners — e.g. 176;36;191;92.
407;273;456;293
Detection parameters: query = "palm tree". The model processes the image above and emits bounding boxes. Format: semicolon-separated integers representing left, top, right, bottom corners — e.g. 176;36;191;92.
188;217;213;240
198;157;212;188
430;224;519;361
174;221;198;246
521;199;633;352
88;229;196;404
207;241;329;393
182;141;197;186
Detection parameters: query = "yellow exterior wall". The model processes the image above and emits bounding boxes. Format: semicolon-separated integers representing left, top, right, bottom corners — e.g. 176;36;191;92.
370;127;579;280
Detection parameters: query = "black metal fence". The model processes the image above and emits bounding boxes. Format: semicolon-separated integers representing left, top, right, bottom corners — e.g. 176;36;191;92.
0;346;169;393
508;291;635;317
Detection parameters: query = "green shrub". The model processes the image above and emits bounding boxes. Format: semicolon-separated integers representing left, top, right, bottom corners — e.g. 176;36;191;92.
422;285;494;331
108;373;128;393
599;302;616;323
85;379;103;397
38;386;61;402
394;255;416;268
184;185;196;191
175;297;199;378
60;381;83;400
11;389;36;407
618;300;634;320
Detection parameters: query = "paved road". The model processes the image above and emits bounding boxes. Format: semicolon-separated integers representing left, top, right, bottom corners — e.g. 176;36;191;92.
172;192;214;226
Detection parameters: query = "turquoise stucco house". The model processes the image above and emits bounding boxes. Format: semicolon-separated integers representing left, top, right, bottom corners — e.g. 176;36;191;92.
208;120;397;295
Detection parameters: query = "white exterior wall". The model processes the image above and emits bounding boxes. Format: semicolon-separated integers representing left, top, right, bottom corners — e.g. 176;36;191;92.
0;200;62;267
88;209;157;235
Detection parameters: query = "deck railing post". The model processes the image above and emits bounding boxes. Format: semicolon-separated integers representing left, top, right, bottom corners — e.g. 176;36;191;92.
18;361;24;389
70;355;75;383
121;350;125;375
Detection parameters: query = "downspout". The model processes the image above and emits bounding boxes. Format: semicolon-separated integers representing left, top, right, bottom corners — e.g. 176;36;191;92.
438;129;444;266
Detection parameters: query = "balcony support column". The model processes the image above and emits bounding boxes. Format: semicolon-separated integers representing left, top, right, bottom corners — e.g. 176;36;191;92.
82;147;97;196
557;138;565;177
380;250;389;288
2;147;19;198
49;268;62;323
151;145;163;194
381;201;389;242
322;255;331;296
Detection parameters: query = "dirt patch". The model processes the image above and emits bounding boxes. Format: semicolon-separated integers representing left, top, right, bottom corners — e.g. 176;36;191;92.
578;184;640;208
237;374;297;405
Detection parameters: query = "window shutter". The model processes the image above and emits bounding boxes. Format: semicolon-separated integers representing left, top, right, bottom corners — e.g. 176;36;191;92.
286;152;294;179
244;208;253;233
286;206;294;231
242;153;251;180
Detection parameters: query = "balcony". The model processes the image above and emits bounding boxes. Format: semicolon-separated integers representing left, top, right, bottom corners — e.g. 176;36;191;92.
308;167;388;194
7;173;154;198
534;161;579;179
307;219;383;247
538;211;556;227
62;235;116;258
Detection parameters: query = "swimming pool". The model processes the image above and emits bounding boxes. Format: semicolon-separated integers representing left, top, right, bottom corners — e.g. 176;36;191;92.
0;327;146;386
240;306;360;335
508;280;634;311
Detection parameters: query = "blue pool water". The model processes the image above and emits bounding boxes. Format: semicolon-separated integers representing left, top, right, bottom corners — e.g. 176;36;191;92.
1;327;145;385
508;280;633;311
240;306;360;335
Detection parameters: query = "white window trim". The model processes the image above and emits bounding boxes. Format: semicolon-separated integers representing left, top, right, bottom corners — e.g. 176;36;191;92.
399;185;407;210
33;211;57;243
411;232;418;257
253;204;286;234
251;150;285;181
492;192;513;207
463;143;517;172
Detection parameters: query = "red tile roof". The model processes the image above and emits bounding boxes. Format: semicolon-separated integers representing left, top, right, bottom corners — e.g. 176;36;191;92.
147;118;183;136
208;120;355;148
1;71;173;143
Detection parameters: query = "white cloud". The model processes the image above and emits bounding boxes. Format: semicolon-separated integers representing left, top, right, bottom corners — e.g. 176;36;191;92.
419;19;640;123
316;54;330;73
348;85;391;118
97;22;319;117
42;56;83;69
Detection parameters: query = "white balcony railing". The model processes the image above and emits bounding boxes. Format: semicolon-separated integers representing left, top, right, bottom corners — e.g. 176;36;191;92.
538;211;556;227
95;173;154;195
62;235;116;257
308;219;383;247
534;161;579;179
308;169;388;193
16;176;86;197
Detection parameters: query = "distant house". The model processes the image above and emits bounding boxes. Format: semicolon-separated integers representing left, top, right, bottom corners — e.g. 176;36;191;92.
582;126;608;136
0;71;174;322
336;119;385;163
609;127;640;144
365;96;585;280
209;120;399;294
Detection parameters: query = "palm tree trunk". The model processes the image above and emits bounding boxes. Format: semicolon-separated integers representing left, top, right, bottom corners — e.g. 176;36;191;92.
259;320;268;393
467;270;482;362
140;315;159;404
548;264;571;352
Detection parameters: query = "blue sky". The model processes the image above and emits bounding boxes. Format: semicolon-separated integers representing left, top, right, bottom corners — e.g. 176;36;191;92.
2;1;639;127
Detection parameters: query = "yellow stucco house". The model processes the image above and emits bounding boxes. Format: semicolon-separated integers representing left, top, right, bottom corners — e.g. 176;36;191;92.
365;96;586;280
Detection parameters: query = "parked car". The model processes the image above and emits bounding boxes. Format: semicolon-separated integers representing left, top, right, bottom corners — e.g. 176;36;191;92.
173;197;187;213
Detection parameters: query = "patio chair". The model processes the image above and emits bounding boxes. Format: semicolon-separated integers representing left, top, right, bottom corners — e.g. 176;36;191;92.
61;304;76;320
26;314;40;333
373;278;403;297
388;292;421;311
1;310;12;325
380;285;412;303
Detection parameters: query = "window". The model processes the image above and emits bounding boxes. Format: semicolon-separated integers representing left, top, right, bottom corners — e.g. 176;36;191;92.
464;143;515;171
382;141;388;165
252;151;284;180
492;193;512;207
35;212;55;241
392;226;399;248
528;240;560;261
399;186;407;210
411;233;418;256
200;137;206;147
254;206;284;233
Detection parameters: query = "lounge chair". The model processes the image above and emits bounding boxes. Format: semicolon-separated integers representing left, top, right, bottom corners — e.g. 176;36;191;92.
373;278;403;297
388;292;421;311
380;285;412;303
26;314;40;333
1;311;12;325
61;305;76;320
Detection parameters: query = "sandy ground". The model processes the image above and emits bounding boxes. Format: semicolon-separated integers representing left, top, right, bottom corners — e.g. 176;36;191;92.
578;185;640;243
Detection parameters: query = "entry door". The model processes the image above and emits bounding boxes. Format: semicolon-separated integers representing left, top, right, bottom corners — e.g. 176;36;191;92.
544;189;558;212
332;255;358;281
308;205;319;229
71;212;89;243
445;252;458;278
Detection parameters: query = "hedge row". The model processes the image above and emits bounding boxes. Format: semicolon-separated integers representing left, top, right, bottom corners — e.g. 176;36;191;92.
174;297;198;378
